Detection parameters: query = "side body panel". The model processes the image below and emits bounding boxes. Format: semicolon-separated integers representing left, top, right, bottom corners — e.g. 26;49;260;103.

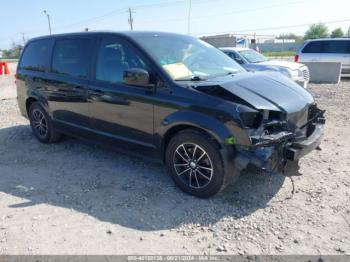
16;32;254;162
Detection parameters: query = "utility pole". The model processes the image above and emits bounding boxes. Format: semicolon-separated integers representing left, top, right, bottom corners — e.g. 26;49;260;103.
187;0;192;34
21;32;26;45
43;10;52;35
128;8;134;31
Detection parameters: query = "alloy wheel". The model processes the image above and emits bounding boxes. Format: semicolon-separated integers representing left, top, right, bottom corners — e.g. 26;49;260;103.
173;143;213;189
32;109;48;138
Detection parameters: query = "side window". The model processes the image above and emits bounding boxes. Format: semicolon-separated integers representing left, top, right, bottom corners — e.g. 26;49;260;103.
51;39;91;78
231;52;244;64
223;51;242;64
223;51;232;58
227;52;235;59
20;39;51;72
323;40;350;54
302;41;322;53
96;38;146;83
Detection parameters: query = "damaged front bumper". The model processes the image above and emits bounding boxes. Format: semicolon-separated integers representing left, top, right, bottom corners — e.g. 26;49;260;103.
285;123;324;161
234;107;325;173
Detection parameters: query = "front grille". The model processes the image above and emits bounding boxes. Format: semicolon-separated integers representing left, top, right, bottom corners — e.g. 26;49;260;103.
302;67;310;82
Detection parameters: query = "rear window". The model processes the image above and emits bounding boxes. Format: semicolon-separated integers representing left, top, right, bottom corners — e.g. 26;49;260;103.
302;41;322;53
302;40;350;54
323;40;350;53
19;39;52;72
51;39;91;78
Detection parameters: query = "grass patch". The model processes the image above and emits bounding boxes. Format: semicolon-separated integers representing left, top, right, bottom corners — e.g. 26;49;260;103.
0;58;19;63
262;51;295;57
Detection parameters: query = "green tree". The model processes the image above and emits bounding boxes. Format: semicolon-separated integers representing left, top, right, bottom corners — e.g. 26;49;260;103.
277;33;303;42
1;42;23;58
304;23;329;40
331;28;344;38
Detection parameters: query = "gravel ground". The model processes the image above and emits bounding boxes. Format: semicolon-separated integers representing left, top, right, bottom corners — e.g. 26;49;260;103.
0;63;349;255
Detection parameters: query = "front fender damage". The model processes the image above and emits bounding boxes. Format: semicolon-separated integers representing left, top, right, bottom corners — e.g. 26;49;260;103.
234;105;326;174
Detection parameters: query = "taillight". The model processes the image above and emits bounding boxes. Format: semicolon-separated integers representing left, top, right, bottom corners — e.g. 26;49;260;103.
294;54;299;62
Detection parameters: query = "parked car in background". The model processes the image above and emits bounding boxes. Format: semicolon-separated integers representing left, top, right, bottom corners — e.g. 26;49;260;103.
220;47;310;88
16;31;325;198
295;38;350;77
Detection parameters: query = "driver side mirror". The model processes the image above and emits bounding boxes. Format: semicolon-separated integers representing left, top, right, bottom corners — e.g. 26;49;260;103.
123;68;152;88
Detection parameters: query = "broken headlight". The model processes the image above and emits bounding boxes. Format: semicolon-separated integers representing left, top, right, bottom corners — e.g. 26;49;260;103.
238;106;263;128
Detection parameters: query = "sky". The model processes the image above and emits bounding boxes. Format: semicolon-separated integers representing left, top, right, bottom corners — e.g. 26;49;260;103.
1;0;350;49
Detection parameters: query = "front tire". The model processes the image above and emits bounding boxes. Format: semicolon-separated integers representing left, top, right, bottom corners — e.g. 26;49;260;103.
28;102;61;143
165;129;226;198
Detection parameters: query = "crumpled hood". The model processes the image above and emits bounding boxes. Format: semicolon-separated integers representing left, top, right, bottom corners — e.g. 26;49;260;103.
198;71;314;113
258;60;305;71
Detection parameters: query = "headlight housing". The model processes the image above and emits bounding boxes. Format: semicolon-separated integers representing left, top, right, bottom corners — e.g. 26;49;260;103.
279;68;292;78
238;106;263;128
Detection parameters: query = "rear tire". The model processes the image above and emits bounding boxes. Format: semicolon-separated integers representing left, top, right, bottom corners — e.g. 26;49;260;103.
28;102;61;143
165;129;226;198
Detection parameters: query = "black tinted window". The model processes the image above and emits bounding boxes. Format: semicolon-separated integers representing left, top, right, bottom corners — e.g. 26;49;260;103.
20;39;51;72
323;40;350;53
96;38;146;83
225;51;244;64
302;41;322;53
52;39;91;78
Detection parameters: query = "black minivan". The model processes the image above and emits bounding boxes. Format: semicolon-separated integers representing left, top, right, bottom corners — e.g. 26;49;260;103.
17;31;325;197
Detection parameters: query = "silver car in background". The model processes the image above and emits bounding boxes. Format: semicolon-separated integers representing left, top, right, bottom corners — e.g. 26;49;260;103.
295;38;350;77
221;47;310;88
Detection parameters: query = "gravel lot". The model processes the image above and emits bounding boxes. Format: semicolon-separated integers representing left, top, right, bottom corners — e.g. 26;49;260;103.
0;63;349;255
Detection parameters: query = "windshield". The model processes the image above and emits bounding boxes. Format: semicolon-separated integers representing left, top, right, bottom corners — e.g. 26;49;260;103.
133;34;245;80
238;49;268;63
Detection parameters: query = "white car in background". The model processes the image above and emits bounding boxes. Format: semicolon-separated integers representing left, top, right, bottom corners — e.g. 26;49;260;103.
295;38;350;77
220;47;310;88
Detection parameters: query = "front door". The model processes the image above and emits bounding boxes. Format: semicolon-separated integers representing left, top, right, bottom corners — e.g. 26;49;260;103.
88;36;154;147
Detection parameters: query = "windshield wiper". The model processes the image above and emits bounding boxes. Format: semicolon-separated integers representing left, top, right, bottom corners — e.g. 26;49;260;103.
209;71;237;78
175;75;207;81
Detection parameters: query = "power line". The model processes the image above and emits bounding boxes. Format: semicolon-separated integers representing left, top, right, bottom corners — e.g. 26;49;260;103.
137;0;313;25
130;0;221;10
17;0;187;36
0;0;347;47
24;0;225;35
1;0;286;42
193;18;350;36
191;0;311;20
54;9;127;31
131;0;186;10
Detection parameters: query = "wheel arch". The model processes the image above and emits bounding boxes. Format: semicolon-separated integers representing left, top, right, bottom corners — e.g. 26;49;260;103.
157;111;234;161
25;92;50;116
25;97;38;114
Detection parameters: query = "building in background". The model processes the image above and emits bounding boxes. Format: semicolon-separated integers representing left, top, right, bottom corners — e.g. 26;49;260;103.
200;33;302;52
200;33;276;48
200;34;237;48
